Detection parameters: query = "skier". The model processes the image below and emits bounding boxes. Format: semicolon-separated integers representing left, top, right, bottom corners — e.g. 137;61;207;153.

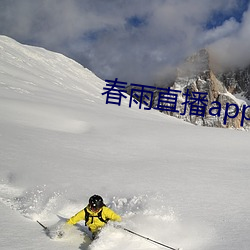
66;194;121;239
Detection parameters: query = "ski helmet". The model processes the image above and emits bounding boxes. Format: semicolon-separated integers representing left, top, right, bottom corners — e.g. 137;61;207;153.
89;195;104;210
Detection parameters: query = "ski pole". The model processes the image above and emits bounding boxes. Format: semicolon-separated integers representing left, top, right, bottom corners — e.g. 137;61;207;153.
122;227;180;250
37;220;48;231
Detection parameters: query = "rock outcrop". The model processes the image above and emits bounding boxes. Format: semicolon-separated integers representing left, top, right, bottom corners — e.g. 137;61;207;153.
162;49;250;129
126;49;250;130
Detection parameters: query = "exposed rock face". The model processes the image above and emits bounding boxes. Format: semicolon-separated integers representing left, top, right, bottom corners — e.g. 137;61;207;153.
162;49;250;129
126;49;250;129
217;66;250;99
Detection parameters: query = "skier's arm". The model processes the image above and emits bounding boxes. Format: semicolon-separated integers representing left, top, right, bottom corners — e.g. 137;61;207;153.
67;209;85;225
104;207;122;222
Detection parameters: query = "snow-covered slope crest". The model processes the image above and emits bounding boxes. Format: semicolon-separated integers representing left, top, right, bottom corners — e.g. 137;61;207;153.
0;35;107;133
0;35;104;94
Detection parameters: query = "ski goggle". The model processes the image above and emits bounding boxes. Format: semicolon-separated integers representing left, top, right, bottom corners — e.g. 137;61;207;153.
90;204;101;211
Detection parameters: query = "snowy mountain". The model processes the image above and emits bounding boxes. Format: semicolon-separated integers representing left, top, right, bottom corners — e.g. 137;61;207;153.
217;65;250;100
0;36;250;250
149;49;250;130
126;49;250;130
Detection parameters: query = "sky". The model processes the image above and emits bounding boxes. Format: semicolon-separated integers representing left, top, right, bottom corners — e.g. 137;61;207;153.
0;0;249;85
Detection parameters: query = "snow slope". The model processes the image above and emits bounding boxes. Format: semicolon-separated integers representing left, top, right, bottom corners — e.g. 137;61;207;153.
0;35;250;250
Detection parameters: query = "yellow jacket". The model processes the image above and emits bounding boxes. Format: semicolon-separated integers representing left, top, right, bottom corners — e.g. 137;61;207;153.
67;206;121;233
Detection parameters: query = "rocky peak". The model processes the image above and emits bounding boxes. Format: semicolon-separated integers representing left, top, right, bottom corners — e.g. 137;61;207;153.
177;48;210;78
126;48;250;130
160;49;250;130
216;66;250;100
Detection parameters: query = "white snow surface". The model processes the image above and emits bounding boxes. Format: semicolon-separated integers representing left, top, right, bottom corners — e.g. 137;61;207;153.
0;35;250;250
